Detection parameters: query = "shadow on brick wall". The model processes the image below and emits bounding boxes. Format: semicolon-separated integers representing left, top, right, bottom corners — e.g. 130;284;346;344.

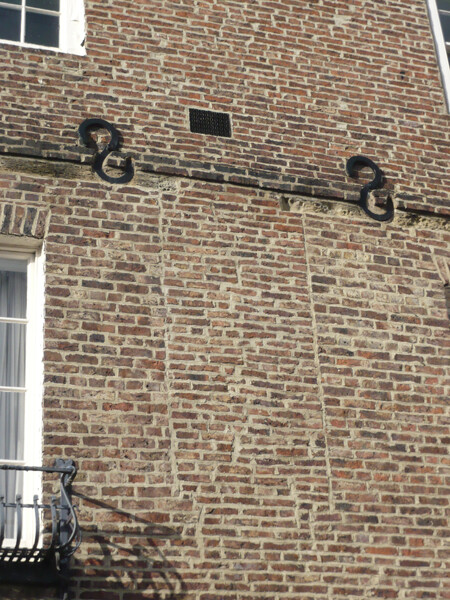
72;494;187;600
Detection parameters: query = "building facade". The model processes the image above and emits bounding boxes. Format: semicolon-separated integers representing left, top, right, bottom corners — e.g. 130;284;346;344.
0;1;449;599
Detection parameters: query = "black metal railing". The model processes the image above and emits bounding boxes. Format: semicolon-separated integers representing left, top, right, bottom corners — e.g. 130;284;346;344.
0;460;80;589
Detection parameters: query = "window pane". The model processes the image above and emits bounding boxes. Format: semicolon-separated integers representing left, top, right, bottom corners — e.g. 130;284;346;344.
0;469;24;539
437;0;450;11
0;392;25;461
0;7;21;42
26;0;60;11
0;323;26;388
439;11;450;42
0;258;27;275
0;261;27;319
25;11;59;47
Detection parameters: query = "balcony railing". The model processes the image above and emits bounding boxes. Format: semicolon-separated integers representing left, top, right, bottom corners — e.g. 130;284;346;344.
0;460;80;592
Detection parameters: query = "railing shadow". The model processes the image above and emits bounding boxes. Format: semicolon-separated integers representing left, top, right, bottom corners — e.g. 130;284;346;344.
72;493;187;600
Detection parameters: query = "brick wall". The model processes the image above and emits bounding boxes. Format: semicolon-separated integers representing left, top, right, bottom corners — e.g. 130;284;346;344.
0;0;449;599
0;158;448;599
0;0;449;214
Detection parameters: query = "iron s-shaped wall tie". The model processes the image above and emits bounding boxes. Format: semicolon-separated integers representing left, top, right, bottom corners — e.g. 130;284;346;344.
78;120;393;221
78;118;134;184
346;155;394;222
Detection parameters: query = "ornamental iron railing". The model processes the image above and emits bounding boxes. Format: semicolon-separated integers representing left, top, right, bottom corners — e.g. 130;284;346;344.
0;460;80;595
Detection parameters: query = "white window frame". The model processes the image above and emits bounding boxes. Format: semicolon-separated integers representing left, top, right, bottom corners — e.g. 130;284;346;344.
427;0;450;110
0;240;44;548
0;0;85;55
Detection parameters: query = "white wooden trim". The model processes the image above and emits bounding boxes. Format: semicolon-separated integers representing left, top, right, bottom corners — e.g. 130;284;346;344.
58;0;85;55
20;0;26;44
427;0;450;110
0;243;44;547
20;248;44;547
